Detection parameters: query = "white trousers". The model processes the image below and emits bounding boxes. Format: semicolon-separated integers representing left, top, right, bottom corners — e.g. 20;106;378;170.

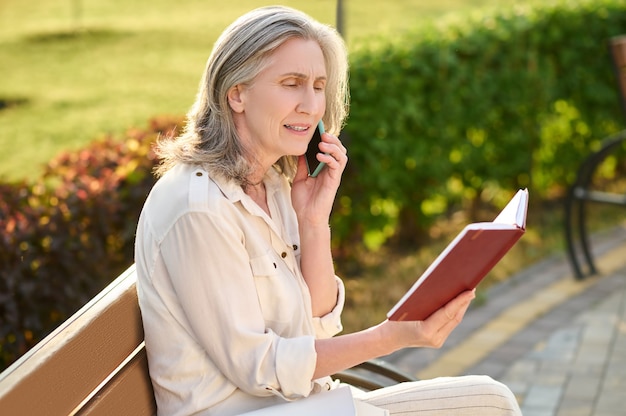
352;375;522;415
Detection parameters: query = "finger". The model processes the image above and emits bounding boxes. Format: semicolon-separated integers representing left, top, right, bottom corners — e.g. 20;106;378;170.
320;141;348;163
320;132;347;151
321;151;347;173
426;290;474;330
437;291;474;332
444;297;471;327
423;298;471;348
319;131;347;158
445;290;474;318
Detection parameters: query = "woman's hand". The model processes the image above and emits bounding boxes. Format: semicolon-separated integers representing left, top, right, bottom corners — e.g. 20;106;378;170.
313;289;476;378
291;130;347;316
382;289;476;350
291;131;347;225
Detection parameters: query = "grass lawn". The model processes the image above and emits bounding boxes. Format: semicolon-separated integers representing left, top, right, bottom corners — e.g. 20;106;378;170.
0;0;552;181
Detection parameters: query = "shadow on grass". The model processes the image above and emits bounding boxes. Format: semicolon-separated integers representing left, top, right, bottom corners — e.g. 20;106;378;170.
0;97;29;111
24;28;133;44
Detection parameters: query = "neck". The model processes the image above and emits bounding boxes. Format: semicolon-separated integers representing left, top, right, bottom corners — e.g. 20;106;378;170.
243;180;270;217
244;180;265;194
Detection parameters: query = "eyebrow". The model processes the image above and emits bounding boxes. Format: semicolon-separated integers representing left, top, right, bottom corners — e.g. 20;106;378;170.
281;72;327;82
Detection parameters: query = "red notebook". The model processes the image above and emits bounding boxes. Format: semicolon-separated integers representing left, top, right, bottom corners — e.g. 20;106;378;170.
387;189;528;321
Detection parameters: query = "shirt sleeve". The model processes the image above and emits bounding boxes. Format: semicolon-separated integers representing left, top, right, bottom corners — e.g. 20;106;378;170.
159;211;316;399
312;277;345;338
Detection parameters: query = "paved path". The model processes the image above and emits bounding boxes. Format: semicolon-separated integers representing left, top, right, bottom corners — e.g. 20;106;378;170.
386;225;626;415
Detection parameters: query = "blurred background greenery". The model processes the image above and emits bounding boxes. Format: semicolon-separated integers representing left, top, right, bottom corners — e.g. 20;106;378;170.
2;0;625;368
0;0;556;181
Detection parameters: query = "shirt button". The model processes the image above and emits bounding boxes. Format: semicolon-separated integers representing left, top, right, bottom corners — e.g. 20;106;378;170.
195;171;203;177
292;244;298;250
281;252;287;258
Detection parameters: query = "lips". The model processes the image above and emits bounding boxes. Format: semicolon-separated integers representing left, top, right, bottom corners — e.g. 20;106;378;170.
285;124;309;132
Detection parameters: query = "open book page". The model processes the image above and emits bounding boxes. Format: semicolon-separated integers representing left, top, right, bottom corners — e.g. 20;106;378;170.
494;188;528;227
239;385;388;415
387;189;528;322
355;400;390;415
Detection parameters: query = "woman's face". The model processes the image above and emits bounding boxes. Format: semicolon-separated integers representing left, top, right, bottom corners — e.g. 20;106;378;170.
228;37;327;169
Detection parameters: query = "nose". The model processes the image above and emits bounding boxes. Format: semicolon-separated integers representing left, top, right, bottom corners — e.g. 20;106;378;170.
296;85;323;115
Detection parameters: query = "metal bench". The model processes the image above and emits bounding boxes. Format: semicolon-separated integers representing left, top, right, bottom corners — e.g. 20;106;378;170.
564;35;626;279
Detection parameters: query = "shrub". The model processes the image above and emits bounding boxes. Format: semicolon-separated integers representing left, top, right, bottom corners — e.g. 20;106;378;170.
0;116;182;369
336;0;626;252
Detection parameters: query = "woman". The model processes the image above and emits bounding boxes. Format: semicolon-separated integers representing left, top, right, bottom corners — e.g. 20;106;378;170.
135;6;522;415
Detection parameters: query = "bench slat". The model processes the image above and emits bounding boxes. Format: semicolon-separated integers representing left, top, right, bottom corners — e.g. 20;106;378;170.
0;266;149;415
75;344;156;415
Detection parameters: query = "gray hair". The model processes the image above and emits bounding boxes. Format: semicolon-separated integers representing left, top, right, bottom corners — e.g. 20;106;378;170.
155;6;349;184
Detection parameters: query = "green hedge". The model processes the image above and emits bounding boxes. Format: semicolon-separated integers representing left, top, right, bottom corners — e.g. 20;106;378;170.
335;0;626;250
2;0;626;370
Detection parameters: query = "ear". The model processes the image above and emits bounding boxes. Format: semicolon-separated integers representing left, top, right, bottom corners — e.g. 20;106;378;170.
227;85;245;113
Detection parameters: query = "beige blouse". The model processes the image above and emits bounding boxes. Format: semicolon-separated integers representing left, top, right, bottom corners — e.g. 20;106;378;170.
135;163;345;416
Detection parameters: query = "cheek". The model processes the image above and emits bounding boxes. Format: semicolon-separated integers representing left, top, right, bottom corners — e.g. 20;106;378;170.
272;92;304;119
319;94;327;113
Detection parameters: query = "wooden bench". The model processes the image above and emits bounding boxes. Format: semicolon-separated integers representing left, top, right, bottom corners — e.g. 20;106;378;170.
0;265;414;415
0;266;155;415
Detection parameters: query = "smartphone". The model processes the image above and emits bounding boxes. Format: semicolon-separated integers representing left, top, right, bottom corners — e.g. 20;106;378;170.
305;120;326;177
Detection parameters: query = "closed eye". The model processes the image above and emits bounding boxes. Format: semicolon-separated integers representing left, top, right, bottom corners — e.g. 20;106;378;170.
280;73;327;91
282;78;301;88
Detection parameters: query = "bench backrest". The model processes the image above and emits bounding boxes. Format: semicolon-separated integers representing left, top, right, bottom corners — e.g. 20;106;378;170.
0;265;157;415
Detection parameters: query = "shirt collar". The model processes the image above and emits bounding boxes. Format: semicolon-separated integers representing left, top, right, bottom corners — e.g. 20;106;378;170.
209;166;283;203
